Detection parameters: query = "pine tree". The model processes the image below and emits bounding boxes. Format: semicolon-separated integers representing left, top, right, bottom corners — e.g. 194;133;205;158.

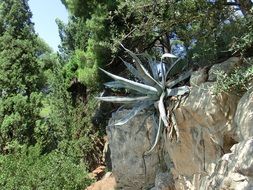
0;0;43;152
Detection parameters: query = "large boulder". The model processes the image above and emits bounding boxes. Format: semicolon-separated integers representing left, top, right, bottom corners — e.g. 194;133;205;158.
150;171;175;190
198;138;253;190
106;111;160;190
190;68;208;87
234;88;253;141
164;83;239;189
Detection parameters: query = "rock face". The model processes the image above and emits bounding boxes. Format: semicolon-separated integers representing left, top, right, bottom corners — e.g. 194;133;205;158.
150;171;175;190
166;82;240;189
106;111;160;190
234;88;253;141
190;67;208;87
104;57;253;190
196;87;253;190
198;138;253;190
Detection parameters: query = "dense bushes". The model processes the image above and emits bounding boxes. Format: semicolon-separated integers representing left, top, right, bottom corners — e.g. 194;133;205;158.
0;145;93;190
214;58;253;95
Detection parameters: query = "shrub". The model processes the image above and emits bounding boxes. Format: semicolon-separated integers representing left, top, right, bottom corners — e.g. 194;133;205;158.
0;145;93;190
213;59;253;95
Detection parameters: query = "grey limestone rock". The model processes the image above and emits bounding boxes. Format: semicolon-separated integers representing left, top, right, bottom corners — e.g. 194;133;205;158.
190;68;208;87
164;83;239;189
234;87;253;141
198;138;253;190
106;111;159;190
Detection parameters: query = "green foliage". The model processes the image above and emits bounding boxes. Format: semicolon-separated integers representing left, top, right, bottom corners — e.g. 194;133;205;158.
0;145;93;190
77;40;102;90
0;1;105;189
230;12;253;54
57;17;88;57
0;0;45;151
213;59;253;95
64;48;99;89
59;4;113;90
0;92;43;150
61;0;115;19
42;60;101;167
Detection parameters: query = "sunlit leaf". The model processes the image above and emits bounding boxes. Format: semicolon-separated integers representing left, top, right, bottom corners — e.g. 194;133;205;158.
100;68;158;95
161;53;177;59
158;91;168;127
166;70;192;88
112;101;154;126
144;116;163;155
166;86;190;97
96;96;152;104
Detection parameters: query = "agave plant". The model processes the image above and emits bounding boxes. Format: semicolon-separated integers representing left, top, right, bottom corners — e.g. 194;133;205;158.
97;45;191;155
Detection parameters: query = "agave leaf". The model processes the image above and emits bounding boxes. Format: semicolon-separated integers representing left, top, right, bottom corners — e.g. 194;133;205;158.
104;81;126;89
100;68;158;95
143;53;160;81
120;44;162;89
119;57;144;82
113;101;154;126
165;57;181;78
161;53;177;59
158;91;168;127
149;59;159;81
139;62;163;92
166;86;190;97
96;96;153;104
166;70;192;88
159;62;166;87
144;115;163;155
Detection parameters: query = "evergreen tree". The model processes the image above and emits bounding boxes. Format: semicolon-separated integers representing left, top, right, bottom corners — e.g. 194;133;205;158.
0;0;43;152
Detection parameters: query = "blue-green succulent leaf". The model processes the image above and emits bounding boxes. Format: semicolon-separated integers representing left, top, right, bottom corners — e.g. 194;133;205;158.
100;68;158;95
158;91;168;127
113;101;154;126
121;44;162;90
166;86;190;97
166;70;192;88
141;53;159;81
144;115;163;155
149;59;159;81
96;96;153;104
165;58;181;78
104;81;126;89
120;57;144;82
161;53;177;59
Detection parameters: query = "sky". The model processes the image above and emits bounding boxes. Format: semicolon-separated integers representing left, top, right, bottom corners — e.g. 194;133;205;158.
28;0;69;52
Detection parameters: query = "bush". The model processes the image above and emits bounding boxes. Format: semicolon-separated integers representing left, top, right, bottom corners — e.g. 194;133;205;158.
230;12;253;54
0;145;93;190
213;59;253;95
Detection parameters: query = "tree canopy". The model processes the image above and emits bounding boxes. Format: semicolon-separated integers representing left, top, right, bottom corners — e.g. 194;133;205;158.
0;0;44;151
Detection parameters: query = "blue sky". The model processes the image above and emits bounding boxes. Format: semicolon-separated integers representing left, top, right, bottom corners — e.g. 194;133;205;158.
28;0;69;52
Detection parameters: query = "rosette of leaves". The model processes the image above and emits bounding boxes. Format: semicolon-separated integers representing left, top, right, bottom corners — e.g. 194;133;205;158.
97;45;191;155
